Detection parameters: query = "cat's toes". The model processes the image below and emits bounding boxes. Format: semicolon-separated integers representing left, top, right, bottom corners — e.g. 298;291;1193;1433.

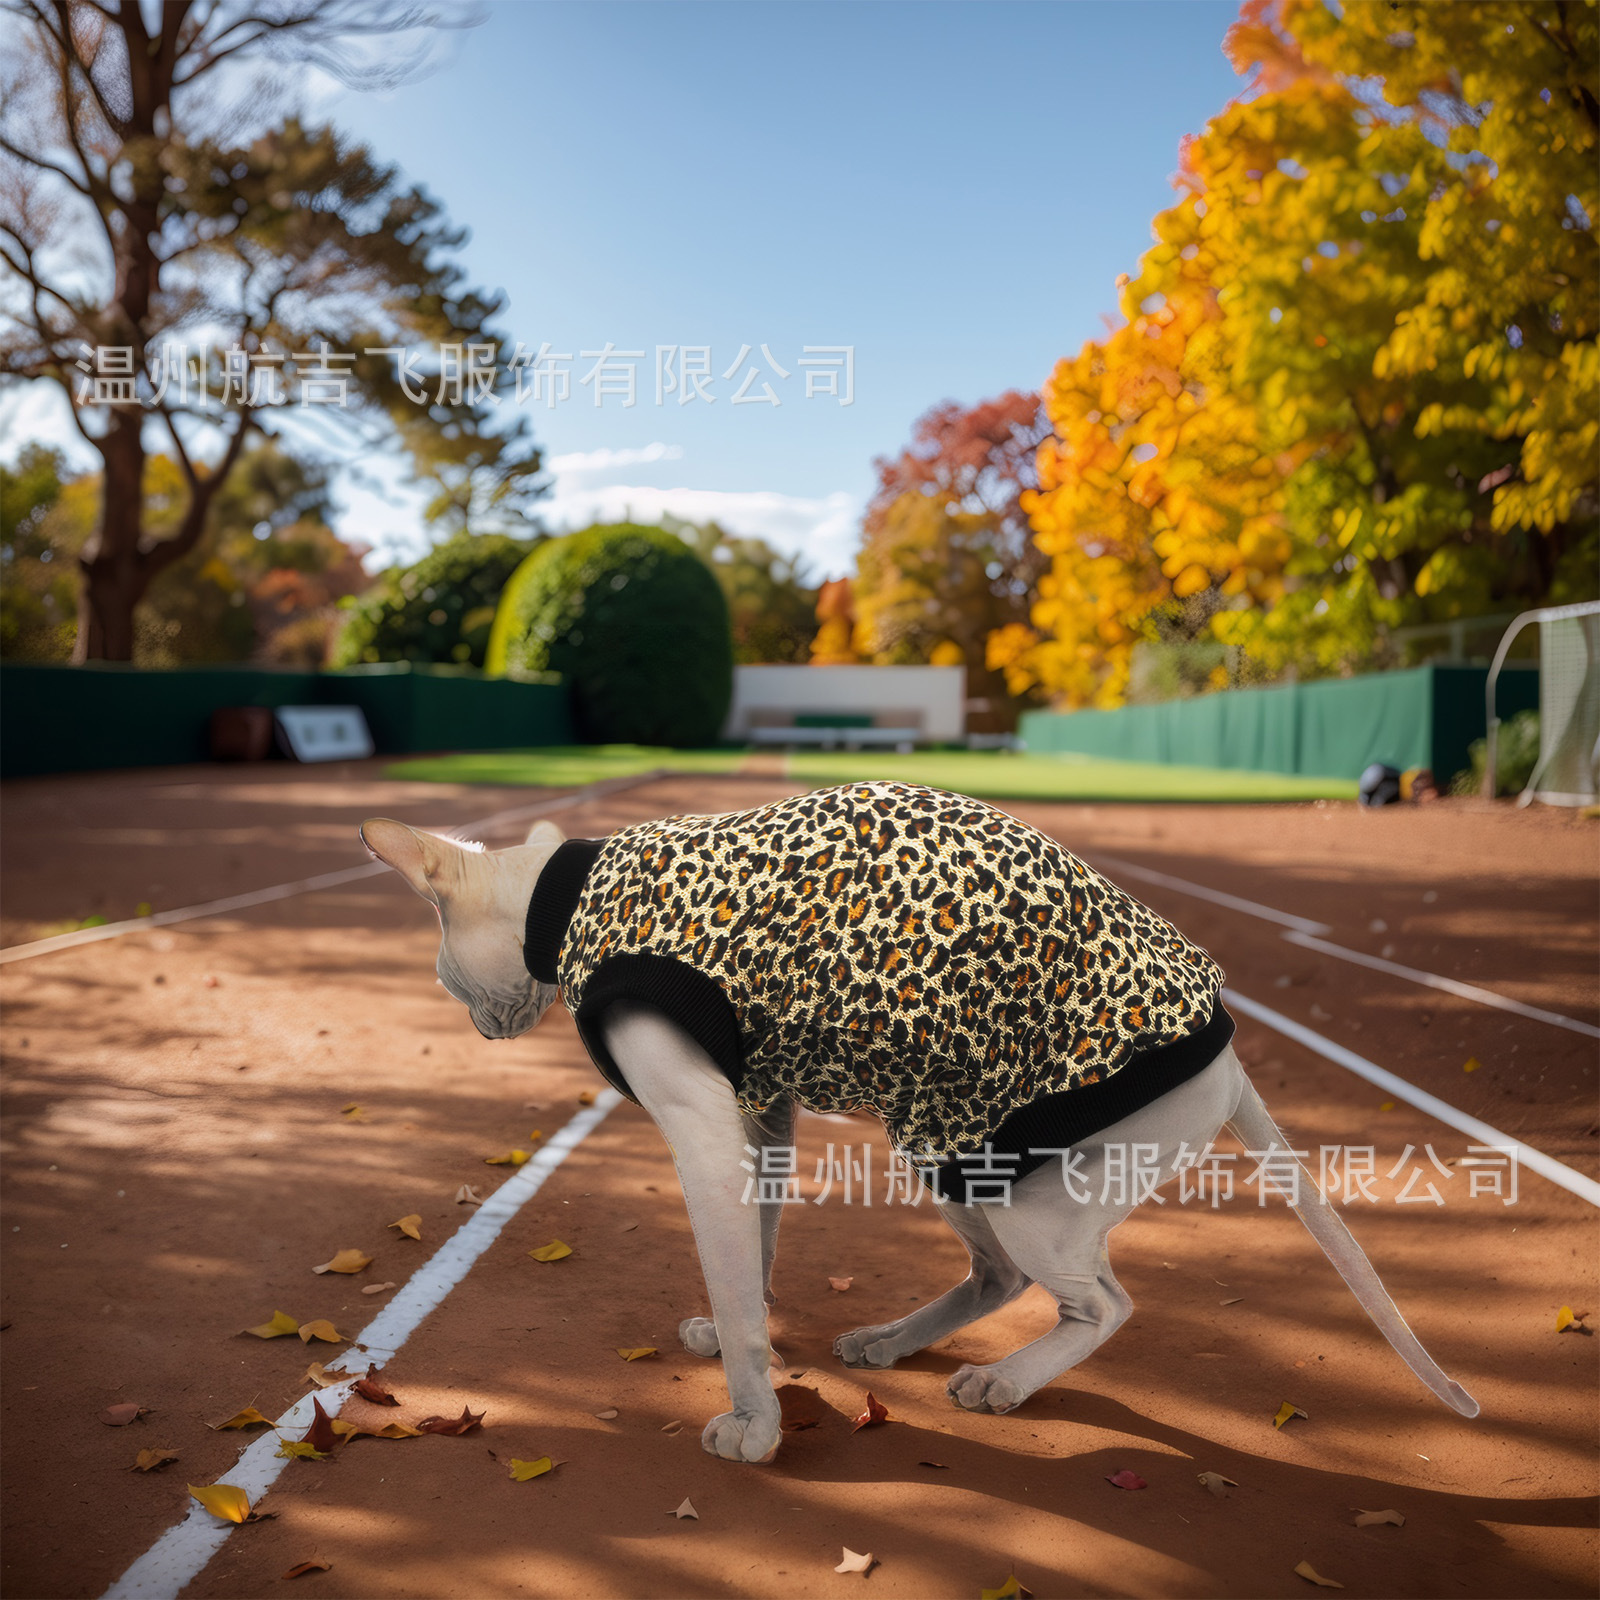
701;1405;781;1464
833;1327;901;1369
947;1363;1027;1414
679;1316;721;1358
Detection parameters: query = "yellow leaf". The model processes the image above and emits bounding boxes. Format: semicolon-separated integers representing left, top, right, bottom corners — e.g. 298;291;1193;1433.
312;1249;372;1275
508;1456;553;1481
275;1440;326;1462
616;1347;658;1362
1352;1508;1405;1528
1462;1057;1482;1074
981;1577;1033;1600
484;1150;530;1166
1273;1402;1308;1429
131;1449;179;1472
304;1363;348;1388
211;1407;274;1430
189;1483;251;1523
1293;1560;1344;1588
1555;1305;1578;1332
529;1241;572;1263
341;1104;369;1122
1378;1100;1397;1112
244;1310;299;1339
388;1214;422;1241
331;1418;423;1440
297;1320;344;1344
529;1129;543;1142
578;1090;596;1106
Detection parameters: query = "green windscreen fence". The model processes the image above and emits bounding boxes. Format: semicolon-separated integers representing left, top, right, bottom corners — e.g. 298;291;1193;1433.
0;661;573;778
1018;663;1539;784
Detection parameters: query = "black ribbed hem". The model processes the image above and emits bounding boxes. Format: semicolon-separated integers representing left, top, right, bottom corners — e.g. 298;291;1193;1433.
524;838;606;983
573;953;744;1103
925;1001;1237;1204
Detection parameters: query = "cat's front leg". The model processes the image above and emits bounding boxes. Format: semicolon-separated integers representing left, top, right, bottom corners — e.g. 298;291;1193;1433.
601;1003;782;1464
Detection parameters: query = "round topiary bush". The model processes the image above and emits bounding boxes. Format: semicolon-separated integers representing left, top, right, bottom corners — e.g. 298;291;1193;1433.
486;523;733;746
330;533;536;668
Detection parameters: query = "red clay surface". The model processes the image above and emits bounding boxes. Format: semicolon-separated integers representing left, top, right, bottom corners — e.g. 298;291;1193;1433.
2;763;1596;1600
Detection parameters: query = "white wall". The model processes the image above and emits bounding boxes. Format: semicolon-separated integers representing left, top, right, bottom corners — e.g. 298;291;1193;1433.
723;664;966;741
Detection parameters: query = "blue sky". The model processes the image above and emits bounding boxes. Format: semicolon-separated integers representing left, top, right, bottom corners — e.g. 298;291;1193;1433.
8;0;1249;575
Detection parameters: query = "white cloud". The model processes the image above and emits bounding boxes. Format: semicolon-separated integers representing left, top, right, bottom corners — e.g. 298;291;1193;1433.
545;442;684;476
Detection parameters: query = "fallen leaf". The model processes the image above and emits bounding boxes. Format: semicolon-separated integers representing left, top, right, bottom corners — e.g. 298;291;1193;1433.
484;1149;530;1167
417;1406;485;1435
1197;1471;1238;1498
1378;1100;1396;1112
302;1398;340;1453
340;1104;368;1122
388;1215;422;1241
1555;1305;1582;1332
617;1347;658;1362
1352;1508;1405;1528
671;1497;698;1519
281;1559;331;1579
851;1392;889;1432
1220;1297;1244;1307
528;1240;573;1262
918;1459;949;1469
211;1407;275;1430
1293;1560;1344;1588
593;1408;619;1420
828;1276;853;1292
245;1310;300;1339
835;1547;876;1575
661;1420;683;1435
100;1403;149;1426
455;1185;484;1205
361;1282;398;1296
1105;1469;1147;1490
189;1483;252;1523
297;1320;344;1345
355;1421;425;1440
275;1441;326;1462
619;1222;639;1233
304;1364;346;1389
353;1365;399;1406
980;1577;1033;1600
131;1449;179;1472
312;1249;372;1276
1273;1402;1308;1429
578;1090;596;1106
508;1455;555;1481
529;1129;543;1142
1463;1056;1482;1074
777;1384;826;1432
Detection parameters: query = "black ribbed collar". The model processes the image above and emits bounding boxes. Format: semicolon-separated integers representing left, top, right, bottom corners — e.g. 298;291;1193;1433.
523;838;605;983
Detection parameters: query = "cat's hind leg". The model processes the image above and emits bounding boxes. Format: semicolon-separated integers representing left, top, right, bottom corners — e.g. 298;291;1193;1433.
834;1197;1032;1369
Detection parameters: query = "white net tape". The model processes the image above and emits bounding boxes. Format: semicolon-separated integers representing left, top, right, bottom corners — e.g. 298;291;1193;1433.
1527;609;1600;805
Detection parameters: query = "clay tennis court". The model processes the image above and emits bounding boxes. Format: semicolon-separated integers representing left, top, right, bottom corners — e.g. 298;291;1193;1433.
2;764;1595;1600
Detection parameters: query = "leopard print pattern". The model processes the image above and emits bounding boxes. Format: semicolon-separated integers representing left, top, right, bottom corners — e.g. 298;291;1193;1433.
559;783;1224;1161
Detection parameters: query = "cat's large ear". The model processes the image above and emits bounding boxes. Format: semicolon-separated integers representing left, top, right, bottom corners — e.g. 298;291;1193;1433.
524;818;565;849
359;819;465;905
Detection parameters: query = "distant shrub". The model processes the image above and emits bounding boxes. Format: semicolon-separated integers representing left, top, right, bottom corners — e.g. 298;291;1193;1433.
1452;708;1541;796
330;534;535;668
486;523;733;746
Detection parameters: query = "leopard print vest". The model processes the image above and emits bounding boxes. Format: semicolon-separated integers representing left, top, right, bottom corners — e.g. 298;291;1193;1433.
525;783;1232;1191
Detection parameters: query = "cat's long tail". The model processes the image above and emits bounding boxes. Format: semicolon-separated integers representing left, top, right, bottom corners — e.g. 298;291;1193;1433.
1225;1074;1480;1419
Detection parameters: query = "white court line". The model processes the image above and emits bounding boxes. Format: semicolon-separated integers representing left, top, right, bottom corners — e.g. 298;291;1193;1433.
0;770;668;967
1091;851;1597;1037
1282;929;1600;1041
1089;852;1334;936
102;1088;625;1600
1225;988;1600;1209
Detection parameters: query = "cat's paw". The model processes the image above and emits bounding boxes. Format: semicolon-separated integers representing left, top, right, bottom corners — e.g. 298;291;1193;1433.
678;1316;720;1358
833;1325;903;1369
947;1362;1027;1414
701;1404;781;1463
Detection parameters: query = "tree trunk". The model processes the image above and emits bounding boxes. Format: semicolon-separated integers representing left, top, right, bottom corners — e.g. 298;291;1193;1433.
73;413;149;663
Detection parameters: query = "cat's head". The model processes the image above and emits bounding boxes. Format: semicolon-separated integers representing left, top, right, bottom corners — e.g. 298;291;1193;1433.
359;817;565;1040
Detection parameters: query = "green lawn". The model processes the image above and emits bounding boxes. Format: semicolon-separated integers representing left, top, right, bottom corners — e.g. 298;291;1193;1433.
386;744;1357;803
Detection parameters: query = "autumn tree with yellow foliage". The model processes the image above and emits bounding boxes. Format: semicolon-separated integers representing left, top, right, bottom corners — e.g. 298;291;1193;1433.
1004;0;1596;707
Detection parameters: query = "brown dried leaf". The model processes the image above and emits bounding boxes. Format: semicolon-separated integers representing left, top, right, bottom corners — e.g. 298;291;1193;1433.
311;1249;372;1276
777;1384;826;1432
416;1405;484;1436
303;1364;346;1389
1352;1509;1405;1528
281;1559;331;1579
352;1365;399;1407
828;1276;853;1291
593;1408;619;1420
660;1420;683;1435
388;1215;422;1241
130;1449;179;1472
302;1398;340;1454
918;1459;949;1470
578;1090;596;1106
851;1392;889;1432
211;1407;275;1430
1293;1560;1344;1588
361;1282;397;1296
1105;1469;1147;1490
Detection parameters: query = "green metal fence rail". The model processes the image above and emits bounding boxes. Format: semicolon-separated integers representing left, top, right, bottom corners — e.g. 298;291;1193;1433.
0;661;573;778
1017;663;1540;784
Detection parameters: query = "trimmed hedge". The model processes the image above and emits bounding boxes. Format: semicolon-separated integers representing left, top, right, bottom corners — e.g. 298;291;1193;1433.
487;524;733;746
